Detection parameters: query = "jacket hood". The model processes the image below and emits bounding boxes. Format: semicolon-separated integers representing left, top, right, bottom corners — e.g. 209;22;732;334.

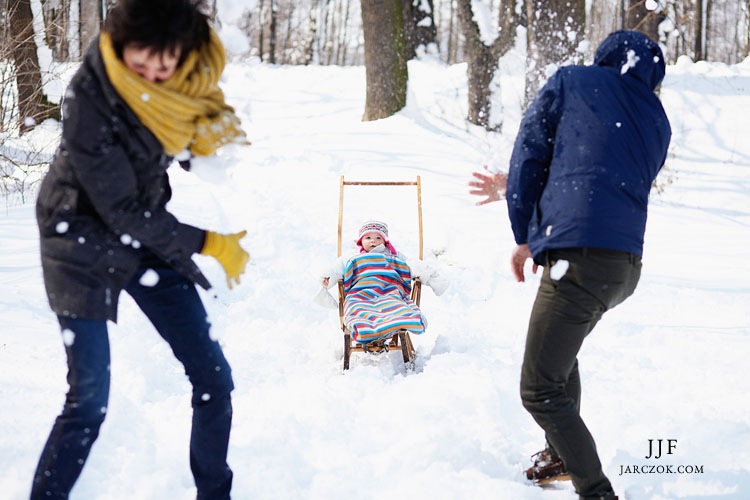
594;30;666;90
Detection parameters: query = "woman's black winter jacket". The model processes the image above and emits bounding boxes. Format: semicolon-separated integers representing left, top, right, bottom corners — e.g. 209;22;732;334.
36;39;211;322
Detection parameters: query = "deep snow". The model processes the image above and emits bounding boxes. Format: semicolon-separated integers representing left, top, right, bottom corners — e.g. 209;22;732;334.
1;42;750;500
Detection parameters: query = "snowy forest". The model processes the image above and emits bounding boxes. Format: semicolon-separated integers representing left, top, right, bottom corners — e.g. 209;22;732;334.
2;1;750;141
2;0;750;498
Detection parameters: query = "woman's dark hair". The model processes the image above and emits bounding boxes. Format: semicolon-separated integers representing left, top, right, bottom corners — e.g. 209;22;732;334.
104;0;211;66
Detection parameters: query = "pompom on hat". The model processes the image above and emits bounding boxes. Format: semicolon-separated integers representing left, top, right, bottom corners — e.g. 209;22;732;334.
356;220;398;254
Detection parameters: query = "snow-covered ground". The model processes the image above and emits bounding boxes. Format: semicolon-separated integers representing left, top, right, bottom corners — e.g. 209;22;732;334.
1;47;749;499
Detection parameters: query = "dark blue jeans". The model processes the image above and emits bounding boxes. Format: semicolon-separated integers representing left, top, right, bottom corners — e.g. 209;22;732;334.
520;248;641;500
31;267;234;499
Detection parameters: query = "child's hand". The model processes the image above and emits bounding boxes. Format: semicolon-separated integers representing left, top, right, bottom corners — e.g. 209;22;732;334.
322;277;330;287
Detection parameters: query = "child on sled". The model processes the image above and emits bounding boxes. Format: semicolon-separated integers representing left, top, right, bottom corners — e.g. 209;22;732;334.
316;220;447;349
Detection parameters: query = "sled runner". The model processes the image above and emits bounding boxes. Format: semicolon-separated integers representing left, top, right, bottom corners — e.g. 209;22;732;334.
336;176;424;370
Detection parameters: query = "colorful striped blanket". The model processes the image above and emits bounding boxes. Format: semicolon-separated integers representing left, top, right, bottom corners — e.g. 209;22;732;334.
342;252;426;344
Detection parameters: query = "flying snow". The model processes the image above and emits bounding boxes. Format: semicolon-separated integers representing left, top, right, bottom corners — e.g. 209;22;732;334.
61;329;75;346
138;269;160;287
621;49;641;75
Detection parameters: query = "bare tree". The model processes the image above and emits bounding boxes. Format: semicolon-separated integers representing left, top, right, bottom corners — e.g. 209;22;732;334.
335;0;352;64
456;0;516;130
360;0;408;121
6;0;60;133
524;0;585;107
269;0;277;63
625;0;666;43
258;0;267;60
80;0;103;57
303;5;315;63
443;0;459;63
586;0;621;53
42;0;70;61
403;0;438;58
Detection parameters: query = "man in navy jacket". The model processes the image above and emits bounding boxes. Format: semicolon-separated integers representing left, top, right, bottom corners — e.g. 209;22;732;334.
507;31;671;499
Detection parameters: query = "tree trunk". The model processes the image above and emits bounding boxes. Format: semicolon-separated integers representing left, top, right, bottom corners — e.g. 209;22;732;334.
586;0;620;53
42;0;70;61
7;0;60;132
325;0;335;64
446;0;456;63
360;0;408;121
258;0;266;61
336;0;351;65
304;3;317;64
704;0;713;61
269;0;277;63
457;0;516;131
625;0;665;44
525;0;585;107
402;0;438;59
79;0;102;58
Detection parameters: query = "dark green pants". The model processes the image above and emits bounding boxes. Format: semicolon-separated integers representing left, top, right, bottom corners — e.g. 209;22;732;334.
520;248;641;499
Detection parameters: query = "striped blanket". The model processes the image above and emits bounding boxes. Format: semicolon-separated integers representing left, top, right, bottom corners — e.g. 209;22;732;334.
342;252;426;344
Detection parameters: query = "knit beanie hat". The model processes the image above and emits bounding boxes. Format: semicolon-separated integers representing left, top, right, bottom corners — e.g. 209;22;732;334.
356;220;398;254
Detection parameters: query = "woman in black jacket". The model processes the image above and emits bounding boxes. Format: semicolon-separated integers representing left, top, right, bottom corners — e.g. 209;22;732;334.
32;1;247;498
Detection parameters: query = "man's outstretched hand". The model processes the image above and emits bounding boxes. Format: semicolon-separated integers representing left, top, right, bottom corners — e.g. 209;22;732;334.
469;167;508;206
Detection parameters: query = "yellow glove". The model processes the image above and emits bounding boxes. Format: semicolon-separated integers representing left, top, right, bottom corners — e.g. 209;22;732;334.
201;230;250;289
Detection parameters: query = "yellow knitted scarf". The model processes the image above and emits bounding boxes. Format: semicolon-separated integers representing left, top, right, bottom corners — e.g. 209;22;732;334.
99;30;248;156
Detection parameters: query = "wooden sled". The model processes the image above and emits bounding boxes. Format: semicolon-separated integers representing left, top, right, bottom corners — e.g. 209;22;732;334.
337;176;423;371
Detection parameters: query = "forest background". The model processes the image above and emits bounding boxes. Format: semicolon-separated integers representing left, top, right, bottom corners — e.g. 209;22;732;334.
2;0;750;157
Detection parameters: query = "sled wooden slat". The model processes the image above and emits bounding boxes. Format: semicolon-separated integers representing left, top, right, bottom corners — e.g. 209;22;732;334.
342;181;418;185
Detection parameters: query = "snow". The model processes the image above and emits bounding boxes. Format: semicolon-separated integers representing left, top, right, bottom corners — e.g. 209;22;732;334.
2;43;750;500
471;0;499;45
621;49;641;75
549;260;569;281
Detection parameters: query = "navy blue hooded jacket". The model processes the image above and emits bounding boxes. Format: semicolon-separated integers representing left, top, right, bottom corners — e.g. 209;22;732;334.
506;30;672;261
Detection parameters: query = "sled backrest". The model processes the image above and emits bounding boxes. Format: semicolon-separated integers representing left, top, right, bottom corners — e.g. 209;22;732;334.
337;176;423;259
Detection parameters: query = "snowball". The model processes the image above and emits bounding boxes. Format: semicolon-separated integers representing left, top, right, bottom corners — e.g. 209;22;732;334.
62;329;75;346
141;93;150;102
78;236;86;244
616;122;622;128
201;393;211;401
621;49;641;75
120;234;133;245
138;269;160;287
550;259;570;281
55;221;70;234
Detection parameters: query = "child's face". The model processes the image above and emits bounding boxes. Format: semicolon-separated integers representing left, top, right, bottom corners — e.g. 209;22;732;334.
360;232;384;252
